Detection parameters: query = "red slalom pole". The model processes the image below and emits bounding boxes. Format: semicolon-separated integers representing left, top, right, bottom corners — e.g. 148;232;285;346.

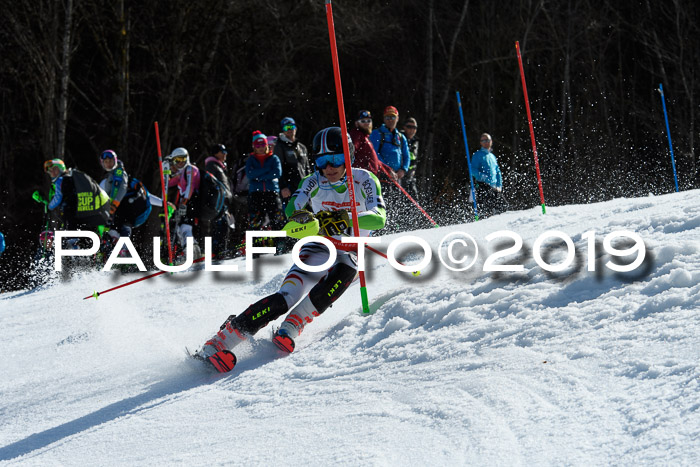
154;122;174;263
83;256;207;300
325;0;370;314
379;165;439;227
515;41;547;214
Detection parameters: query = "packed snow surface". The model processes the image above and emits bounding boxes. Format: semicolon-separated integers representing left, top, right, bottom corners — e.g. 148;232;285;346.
1;190;699;465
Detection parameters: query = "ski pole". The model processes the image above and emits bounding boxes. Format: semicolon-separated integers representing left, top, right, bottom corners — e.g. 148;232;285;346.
657;83;679;193
325;0;371;314
83;255;207;300
515;41;547;214
32;191;51;257
154;121;174;265
366;244;421;276
379;165;439;227
456;91;479;221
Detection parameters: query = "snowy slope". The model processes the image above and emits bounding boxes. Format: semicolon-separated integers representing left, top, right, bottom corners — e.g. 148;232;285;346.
1;191;699;465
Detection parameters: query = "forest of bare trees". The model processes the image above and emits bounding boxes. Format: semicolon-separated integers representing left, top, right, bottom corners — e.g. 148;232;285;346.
1;0;698;289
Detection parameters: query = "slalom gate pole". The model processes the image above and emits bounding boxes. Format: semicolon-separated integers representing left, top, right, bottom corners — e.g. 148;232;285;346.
325;0;370;314
154;122;174;264
456;91;479;221
658;83;680;193
379;165;439;227
83;256;207;300
366;245;421;276
515;41;547;214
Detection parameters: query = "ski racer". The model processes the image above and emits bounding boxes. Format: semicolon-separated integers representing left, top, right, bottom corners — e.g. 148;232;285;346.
193;127;386;372
43;158;111;230
99;150;152;240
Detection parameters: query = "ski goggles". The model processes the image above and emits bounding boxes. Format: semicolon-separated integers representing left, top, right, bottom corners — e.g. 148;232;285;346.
282;124;296;132
252;140;268;148
171;155;188;164
315;153;345;170
100;150;116;159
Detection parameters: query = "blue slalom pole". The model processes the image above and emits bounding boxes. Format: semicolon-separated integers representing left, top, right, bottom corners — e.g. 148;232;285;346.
456;91;479;221
658;83;679;193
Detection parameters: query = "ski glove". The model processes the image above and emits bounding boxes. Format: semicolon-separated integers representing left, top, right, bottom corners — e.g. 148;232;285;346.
32;190;47;204
316;210;350;237
283;210;320;239
109;200;120;215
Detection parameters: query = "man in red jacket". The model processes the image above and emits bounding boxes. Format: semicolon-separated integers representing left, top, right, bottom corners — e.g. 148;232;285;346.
349;109;394;179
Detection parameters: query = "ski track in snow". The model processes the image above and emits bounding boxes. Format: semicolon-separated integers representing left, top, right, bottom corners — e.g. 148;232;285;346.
1;190;699;465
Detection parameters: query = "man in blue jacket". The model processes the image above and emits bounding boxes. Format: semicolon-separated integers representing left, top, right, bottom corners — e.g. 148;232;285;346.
470;133;508;218
369;106;411;232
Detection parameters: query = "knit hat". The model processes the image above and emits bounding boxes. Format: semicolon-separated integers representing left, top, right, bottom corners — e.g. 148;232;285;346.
383;106;399;117
267;135;278;146
212;144;227;154
356;110;372;121
252;131;267;144
404;117;417;128
280;117;296;129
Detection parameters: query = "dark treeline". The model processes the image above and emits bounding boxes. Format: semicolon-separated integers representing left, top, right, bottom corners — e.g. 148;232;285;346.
1;0;698;290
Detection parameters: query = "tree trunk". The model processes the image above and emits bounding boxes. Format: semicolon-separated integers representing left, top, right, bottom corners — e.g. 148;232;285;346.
57;0;73;158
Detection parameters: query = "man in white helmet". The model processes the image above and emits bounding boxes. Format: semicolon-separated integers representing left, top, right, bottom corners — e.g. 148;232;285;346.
192;127;386;373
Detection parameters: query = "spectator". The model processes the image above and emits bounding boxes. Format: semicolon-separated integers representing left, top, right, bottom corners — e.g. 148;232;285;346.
274;117;310;203
369;106;411;180
349;109;391;176
267;135;278;153
246;131;284;232
204;144;235;256
369;106;411;232
229;149;249;243
470;133;508;218
400;118;419;199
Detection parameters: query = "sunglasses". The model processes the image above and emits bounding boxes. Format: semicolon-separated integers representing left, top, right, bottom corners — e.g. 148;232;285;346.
480;139;491;142
384;115;397;120
283;124;296;132
404;125;417;129
358;119;372;124
172;155;188;164
315;154;345;170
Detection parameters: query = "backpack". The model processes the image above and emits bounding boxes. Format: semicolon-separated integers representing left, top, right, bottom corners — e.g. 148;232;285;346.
198;171;227;222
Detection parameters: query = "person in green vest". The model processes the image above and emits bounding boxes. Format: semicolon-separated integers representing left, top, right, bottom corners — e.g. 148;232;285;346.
43;158;111;231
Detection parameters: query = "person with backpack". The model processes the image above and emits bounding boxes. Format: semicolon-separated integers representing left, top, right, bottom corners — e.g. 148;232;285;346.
191;127;386;373
369;106;411;232
349;109;392;177
43;158;111;231
204;144;235;257
98;150;152;242
246;131;284;234
274;117;310;204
